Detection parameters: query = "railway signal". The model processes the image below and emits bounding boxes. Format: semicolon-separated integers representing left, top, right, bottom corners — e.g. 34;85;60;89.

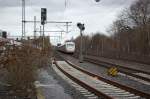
41;8;47;25
77;23;85;31
41;8;47;49
95;0;101;2
77;22;85;63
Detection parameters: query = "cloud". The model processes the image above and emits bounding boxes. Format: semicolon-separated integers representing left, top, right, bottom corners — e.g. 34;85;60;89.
100;0;134;7
0;0;20;7
0;0;136;44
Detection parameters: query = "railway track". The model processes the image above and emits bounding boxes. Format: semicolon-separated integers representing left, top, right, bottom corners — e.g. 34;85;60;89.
53;55;150;99
59;52;150;85
84;56;150;84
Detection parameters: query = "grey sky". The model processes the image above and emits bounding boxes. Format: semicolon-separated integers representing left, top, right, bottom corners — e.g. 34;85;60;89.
0;0;136;44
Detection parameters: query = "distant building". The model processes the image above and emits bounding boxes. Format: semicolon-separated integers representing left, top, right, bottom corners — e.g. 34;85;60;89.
0;30;9;50
0;30;7;38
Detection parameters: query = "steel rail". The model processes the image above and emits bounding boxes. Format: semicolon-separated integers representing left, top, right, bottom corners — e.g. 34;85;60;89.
84;55;150;75
54;60;113;99
84;57;150;82
57;54;150;98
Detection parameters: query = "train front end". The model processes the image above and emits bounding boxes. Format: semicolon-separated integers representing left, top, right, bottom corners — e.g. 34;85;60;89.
65;42;75;53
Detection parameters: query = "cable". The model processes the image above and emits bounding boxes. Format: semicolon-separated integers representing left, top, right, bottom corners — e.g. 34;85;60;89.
65;0;69;10
65;0;67;9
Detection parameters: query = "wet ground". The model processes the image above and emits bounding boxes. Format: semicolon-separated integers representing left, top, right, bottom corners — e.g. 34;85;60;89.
36;68;72;99
35;65;87;99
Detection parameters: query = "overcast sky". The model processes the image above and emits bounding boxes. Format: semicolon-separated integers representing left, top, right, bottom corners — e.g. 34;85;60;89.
0;0;136;44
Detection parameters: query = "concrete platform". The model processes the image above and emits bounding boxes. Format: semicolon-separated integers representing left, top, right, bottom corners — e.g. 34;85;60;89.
35;68;73;99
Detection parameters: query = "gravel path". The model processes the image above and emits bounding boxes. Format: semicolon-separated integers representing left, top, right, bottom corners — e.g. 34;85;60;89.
61;54;150;94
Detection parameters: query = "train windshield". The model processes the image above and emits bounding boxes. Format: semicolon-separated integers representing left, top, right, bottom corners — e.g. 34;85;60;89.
67;43;75;47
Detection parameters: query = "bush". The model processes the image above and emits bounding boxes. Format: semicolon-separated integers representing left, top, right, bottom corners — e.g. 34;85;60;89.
2;37;52;97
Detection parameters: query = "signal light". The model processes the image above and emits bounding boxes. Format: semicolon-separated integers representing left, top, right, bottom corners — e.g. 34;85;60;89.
95;0;100;2
41;8;47;25
77;23;85;31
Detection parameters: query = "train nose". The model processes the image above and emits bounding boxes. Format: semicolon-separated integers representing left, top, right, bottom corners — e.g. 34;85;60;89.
67;47;75;52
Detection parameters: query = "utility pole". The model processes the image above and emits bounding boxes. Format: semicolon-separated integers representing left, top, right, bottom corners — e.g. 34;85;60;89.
101;38;104;56
66;22;69;34
21;0;72;44
22;0;26;39
61;31;63;41
42;24;45;49
34;16;37;39
77;23;85;63
22;0;23;38
40;26;42;36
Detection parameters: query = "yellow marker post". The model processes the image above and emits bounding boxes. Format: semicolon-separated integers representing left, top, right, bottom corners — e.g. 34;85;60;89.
107;67;118;76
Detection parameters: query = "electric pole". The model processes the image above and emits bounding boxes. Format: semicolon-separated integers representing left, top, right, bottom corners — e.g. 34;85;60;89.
22;0;26;39
40;26;42;36
34;16;37;39
66;22;69;34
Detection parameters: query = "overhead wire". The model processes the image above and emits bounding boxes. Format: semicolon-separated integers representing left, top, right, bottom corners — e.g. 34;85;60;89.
65;0;67;9
58;0;69;43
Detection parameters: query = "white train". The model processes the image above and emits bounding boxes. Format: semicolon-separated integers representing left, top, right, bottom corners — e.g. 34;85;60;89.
57;41;75;54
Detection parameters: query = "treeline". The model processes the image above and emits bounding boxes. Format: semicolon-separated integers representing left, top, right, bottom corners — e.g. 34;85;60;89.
74;0;150;64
